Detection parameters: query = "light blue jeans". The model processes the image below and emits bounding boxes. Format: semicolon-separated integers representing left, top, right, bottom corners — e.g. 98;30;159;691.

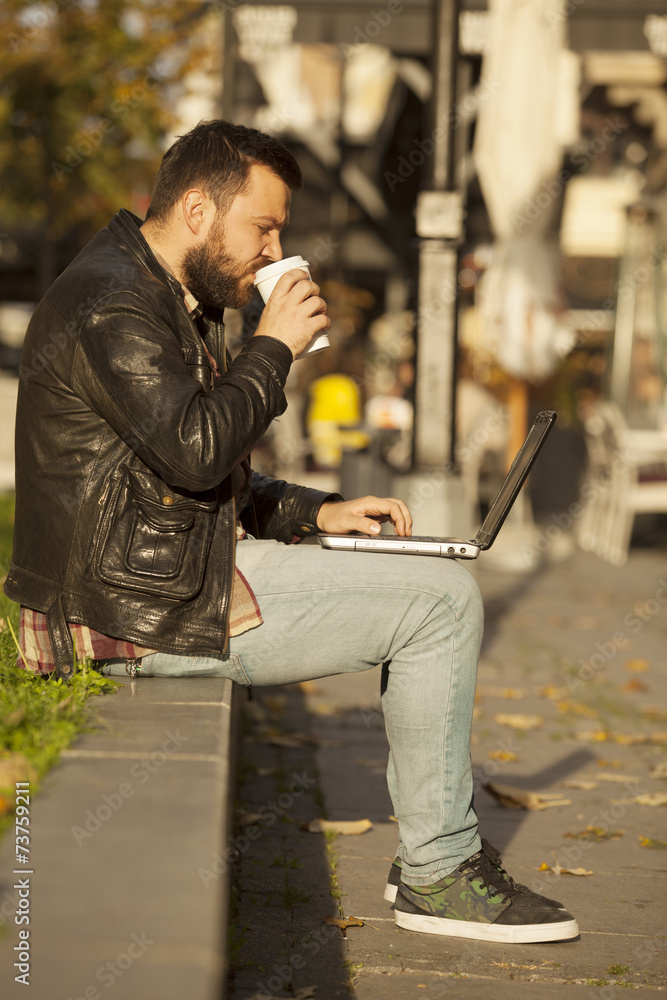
100;538;484;883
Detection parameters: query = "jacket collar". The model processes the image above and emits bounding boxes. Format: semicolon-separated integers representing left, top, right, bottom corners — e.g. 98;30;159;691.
108;209;184;301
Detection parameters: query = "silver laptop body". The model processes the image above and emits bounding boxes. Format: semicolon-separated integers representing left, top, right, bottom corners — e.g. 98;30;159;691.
318;410;557;560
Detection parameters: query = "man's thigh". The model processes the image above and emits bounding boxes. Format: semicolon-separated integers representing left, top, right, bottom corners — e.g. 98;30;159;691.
229;538;478;686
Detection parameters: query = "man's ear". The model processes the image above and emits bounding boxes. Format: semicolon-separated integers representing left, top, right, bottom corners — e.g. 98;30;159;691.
181;189;214;237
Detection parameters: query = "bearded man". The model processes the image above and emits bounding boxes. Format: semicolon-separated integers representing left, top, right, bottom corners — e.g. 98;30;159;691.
6;120;578;944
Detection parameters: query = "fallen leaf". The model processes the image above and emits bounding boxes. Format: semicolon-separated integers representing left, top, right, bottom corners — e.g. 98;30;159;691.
493;713;543;731
577;731;667;745
594;773;639;784
624;659;651;672
298;680;318;693
564;825;624;842
639;836;667;849
556;700;599;719
627;793;667;807
651;762;667;779
539;861;593;876
304;818;372;835
483;781;571;811
596;758;623;768
643;706;667;720
237;811;264;827
622;678;649;693
323;915;364;936
489;749;519;762
562;780;598;790
388;815;398;822
310;702;341;717
294;988;317;999
535;684;570;699
253;766;277;777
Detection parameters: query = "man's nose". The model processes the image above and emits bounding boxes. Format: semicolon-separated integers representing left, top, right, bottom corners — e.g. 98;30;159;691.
262;232;283;261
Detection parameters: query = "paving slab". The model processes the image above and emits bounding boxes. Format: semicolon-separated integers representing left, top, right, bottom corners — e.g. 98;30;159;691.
305;548;667;996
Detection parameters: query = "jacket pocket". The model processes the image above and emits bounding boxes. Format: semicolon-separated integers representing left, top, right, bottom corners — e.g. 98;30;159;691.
93;466;217;600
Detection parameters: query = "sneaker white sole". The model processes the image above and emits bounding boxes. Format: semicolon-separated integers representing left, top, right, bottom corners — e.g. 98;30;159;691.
384;883;398;903
394;910;580;944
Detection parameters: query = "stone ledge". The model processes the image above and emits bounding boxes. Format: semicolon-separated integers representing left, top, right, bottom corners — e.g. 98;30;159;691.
0;676;239;1000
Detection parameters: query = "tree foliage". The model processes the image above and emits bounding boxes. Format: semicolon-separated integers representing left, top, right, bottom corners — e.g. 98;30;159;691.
0;0;211;242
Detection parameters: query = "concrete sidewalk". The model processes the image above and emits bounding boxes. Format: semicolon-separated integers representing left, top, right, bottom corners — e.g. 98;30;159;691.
301;547;667;997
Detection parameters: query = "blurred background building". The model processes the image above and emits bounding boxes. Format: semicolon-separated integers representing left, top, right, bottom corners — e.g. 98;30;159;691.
1;0;666;567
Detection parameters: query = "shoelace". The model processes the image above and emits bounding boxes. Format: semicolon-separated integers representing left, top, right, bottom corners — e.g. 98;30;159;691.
460;843;521;903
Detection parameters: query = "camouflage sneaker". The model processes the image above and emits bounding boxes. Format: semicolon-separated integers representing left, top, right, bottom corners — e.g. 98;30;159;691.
385;841;565;909
393;842;579;943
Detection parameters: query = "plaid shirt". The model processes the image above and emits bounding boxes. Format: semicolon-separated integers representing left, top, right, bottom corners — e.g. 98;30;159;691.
17;280;262;674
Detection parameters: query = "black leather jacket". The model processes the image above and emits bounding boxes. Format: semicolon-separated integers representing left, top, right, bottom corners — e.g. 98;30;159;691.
5;210;339;676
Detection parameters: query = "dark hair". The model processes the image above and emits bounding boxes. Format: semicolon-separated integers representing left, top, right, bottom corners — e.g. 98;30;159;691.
144;119;302;224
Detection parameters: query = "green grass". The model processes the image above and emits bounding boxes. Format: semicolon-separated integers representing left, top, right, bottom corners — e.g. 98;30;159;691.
0;494;119;834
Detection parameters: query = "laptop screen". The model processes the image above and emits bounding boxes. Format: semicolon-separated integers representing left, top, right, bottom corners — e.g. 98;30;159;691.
475;410;557;550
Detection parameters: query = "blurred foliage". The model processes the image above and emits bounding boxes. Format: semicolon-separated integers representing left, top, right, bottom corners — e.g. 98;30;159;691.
0;0;210;241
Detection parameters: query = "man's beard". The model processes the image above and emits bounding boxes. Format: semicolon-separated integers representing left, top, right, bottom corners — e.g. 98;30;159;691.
180;218;263;310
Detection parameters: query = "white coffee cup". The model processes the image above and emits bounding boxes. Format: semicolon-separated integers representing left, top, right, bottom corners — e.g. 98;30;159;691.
253;255;330;358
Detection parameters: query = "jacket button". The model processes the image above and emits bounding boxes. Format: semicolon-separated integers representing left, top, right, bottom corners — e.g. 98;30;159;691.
162;496;174;505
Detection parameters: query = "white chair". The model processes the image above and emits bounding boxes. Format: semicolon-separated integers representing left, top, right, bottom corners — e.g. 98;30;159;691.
578;401;667;565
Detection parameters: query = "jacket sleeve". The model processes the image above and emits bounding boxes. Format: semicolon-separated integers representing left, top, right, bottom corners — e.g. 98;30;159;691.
245;472;344;543
73;290;294;492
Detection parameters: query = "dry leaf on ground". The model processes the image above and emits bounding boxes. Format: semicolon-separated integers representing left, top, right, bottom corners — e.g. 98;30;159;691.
483;781;571;811
237;811;265;827
624;659;651;672
622;679;649;693
539;861;593;876
562;780;598;790
304;818;372;835
626;792;667;807
323;915;364;936
651;762;667;779
639;836;667;849
564;825;624;842
594;773;639;783
489;749;519;762
493;713;543;731
556;700;599;719
294;988;317;999
535;684;571;699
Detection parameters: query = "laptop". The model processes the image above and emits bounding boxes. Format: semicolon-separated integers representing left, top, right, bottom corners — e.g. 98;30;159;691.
318;410;556;559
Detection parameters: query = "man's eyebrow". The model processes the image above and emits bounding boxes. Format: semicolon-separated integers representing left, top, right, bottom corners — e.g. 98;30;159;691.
252;215;289;229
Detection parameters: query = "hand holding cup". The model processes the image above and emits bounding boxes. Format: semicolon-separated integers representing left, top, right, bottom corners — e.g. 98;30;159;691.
253;256;330;360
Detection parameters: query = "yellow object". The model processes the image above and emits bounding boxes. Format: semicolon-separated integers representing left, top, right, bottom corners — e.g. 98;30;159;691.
307;376;370;467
